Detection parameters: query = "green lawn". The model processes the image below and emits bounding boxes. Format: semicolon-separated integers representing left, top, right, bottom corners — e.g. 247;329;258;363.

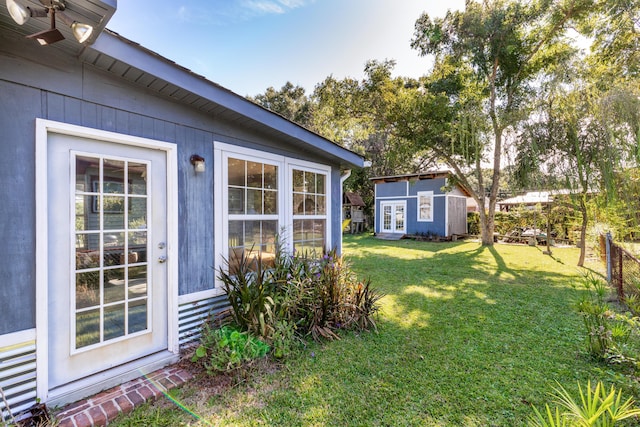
111;235;630;427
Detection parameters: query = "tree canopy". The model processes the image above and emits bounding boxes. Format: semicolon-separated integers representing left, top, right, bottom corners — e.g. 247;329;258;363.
249;0;640;254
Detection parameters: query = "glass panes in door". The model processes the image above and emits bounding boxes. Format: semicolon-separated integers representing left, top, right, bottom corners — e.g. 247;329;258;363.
74;155;150;350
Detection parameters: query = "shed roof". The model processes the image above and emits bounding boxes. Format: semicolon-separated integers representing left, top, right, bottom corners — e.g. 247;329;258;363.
344;192;365;207
369;171;452;183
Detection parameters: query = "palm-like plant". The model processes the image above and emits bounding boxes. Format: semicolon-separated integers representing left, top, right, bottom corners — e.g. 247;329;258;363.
530;381;640;426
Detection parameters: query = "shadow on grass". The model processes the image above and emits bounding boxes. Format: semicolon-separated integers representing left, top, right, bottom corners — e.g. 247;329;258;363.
234;236;601;426
114;235;606;427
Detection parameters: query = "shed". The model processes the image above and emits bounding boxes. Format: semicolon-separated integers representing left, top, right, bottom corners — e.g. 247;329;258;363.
0;0;363;417
371;172;470;238
342;192;366;233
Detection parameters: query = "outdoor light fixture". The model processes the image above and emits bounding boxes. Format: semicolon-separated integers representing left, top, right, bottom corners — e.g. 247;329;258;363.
190;155;206;173
6;0;94;45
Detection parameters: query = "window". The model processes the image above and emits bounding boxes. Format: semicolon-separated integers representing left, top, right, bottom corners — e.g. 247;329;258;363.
227;158;279;271
73;154;150;350
417;191;433;222
292;168;327;255
215;143;332;282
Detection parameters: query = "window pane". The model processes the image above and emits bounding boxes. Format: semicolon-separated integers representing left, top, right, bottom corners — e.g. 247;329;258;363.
264;164;277;189
247;161;262;188
76;235;100;270
128;266;147;298
103;160;125;193
129;162;147;195
103;196;125;230
310;219;325;239
128;231;147;262
104;268;125;304
129;197;147;229
104;304;125;341
293;193;304;214
316;195;326;215
247;189;263;214
229;187;245;214
76;271;100;309
76;156;99;192
128;299;147;334
104;233;125;266
262;220;277;254
229;221;244;248
76;309;100;348
293;169;304;192
228;158;245;186
316;174;325;194
264;190;277;214
77;195;99;231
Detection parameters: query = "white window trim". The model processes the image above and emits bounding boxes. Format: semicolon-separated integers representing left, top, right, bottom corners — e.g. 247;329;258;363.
417;191;434;222
214;142;332;290
287;159;332;253
379;200;406;234
35;118;179;402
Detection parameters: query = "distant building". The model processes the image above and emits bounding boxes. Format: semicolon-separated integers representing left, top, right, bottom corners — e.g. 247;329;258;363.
370;172;471;238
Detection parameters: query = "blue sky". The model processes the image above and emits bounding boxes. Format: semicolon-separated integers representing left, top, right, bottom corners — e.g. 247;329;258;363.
107;1;466;97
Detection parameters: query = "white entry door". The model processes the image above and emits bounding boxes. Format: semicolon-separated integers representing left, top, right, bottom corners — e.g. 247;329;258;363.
47;132;169;393
380;201;406;233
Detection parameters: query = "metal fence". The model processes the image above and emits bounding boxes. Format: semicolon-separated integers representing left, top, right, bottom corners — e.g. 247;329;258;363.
601;233;640;301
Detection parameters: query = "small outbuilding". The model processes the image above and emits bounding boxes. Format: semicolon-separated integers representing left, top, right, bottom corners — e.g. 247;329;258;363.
371;172;470;238
342;192;366;233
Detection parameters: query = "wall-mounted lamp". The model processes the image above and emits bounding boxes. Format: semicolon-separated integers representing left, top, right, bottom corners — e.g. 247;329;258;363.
6;0;94;45
190;155;206;173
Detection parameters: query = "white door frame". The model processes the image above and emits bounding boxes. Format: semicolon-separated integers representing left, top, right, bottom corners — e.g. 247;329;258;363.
380;200;407;234
35;119;179;403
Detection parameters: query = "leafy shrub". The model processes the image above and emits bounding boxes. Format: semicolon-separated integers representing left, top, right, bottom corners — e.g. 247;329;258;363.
192;325;270;374
217;241;383;344
575;272;640;366
199;239;383;374
529;381;640;426
218;249;275;338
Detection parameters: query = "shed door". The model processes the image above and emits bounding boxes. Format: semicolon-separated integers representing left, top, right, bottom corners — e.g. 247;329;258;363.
447;197;467;236
47;133;168;391
380;201;406;233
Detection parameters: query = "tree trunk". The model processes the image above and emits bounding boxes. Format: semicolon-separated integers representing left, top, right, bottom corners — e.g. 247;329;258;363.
481;213;495;245
577;195;588;267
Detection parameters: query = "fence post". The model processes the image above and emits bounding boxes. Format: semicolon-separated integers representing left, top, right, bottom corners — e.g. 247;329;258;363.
606;232;612;283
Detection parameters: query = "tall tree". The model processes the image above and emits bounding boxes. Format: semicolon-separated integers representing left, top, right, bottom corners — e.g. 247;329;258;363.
405;0;591;245
311;60;419;208
249;82;313;127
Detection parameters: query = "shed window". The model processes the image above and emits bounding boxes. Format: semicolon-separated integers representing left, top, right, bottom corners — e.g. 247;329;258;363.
417;191;433;222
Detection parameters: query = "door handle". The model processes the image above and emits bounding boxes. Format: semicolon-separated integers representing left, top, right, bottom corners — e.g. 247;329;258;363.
158;256;167;263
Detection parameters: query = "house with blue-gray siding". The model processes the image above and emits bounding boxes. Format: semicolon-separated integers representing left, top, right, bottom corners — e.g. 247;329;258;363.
371;172;470;238
0;0;362;417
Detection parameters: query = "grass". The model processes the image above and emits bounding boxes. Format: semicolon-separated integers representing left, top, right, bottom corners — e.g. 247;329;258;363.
109;235;634;426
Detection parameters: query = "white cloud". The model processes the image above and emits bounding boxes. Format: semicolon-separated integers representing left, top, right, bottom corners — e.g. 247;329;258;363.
240;0;311;15
242;1;285;14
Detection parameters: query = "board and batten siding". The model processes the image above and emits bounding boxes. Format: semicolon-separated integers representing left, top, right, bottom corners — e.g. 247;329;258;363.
0;43;344;336
373;176;465;237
